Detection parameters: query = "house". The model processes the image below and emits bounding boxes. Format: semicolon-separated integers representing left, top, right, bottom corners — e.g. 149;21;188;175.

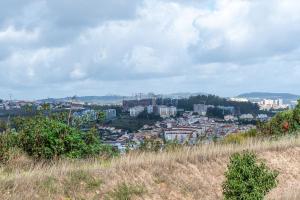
164;128;198;144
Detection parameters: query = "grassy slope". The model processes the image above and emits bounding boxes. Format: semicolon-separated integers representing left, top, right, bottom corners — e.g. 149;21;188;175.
0;137;300;200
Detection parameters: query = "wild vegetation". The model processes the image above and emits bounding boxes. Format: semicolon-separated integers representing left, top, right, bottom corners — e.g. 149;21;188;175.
0;136;299;199
259;100;300;136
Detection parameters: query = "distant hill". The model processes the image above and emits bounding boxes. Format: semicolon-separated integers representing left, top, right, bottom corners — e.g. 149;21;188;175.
37;93;209;104
238;92;300;103
163;92;208;99
38;95;127;104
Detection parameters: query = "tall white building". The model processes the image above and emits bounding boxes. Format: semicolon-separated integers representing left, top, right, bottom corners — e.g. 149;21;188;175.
104;109;117;120
129;106;145;117
169;106;177;116
147;105;154;114
158;106;177;118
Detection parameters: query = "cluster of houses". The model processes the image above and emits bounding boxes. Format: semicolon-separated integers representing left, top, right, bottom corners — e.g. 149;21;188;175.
224;114;269;122
97;110;256;152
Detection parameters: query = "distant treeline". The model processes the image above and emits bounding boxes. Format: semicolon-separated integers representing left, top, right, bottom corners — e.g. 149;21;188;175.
176;95;261;115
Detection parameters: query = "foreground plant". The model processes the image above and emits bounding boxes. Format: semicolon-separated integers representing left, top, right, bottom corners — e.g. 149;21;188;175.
223;151;278;200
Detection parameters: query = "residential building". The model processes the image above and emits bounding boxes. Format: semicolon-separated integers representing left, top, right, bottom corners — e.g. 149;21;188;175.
147;105;154;114
257;114;269;122
129;106;145;117
164;128;198;144
158;106;177;118
239;114;254;121
104;109;117;120
229;97;249;102
224;115;235;122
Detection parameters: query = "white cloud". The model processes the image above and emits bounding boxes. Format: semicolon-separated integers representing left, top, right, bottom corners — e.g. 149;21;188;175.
1;0;300;99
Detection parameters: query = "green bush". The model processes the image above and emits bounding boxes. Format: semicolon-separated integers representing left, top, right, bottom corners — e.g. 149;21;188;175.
0;132;19;164
223;151;278;200
139;138;163;152
15;116;117;159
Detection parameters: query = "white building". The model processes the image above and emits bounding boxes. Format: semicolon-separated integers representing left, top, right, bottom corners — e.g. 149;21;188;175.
129;106;145;117
104;109;117;120
147;105;154;114
169;106;177;116
224;115;236;122
164;128;198;144
158;106;177;118
257;114;269;121
229;97;249;102
239;114;254;121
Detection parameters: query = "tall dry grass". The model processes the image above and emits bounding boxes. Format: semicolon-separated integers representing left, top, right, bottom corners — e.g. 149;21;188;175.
0;135;299;200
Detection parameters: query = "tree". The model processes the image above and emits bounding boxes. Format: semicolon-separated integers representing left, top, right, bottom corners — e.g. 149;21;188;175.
223;151;278;200
16;116;116;159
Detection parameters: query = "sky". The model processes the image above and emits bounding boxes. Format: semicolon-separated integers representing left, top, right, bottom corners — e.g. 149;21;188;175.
1;0;300;100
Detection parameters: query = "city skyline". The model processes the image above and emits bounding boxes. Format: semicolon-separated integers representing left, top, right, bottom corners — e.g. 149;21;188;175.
1;0;300;99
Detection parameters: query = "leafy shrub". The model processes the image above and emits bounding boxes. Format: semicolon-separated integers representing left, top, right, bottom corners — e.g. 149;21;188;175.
0;132;19;164
15;116;116;159
223;151;278;200
139;138;163;152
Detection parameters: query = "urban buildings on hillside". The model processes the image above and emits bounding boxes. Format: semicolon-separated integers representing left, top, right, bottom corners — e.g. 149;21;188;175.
258;99;288;110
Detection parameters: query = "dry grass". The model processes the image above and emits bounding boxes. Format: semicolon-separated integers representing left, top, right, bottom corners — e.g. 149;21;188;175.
0;136;300;200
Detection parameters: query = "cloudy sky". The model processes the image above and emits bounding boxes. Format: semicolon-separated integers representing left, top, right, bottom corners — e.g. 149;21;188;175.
1;0;300;100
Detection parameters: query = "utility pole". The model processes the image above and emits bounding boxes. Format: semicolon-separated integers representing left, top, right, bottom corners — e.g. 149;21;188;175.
7;93;12;129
